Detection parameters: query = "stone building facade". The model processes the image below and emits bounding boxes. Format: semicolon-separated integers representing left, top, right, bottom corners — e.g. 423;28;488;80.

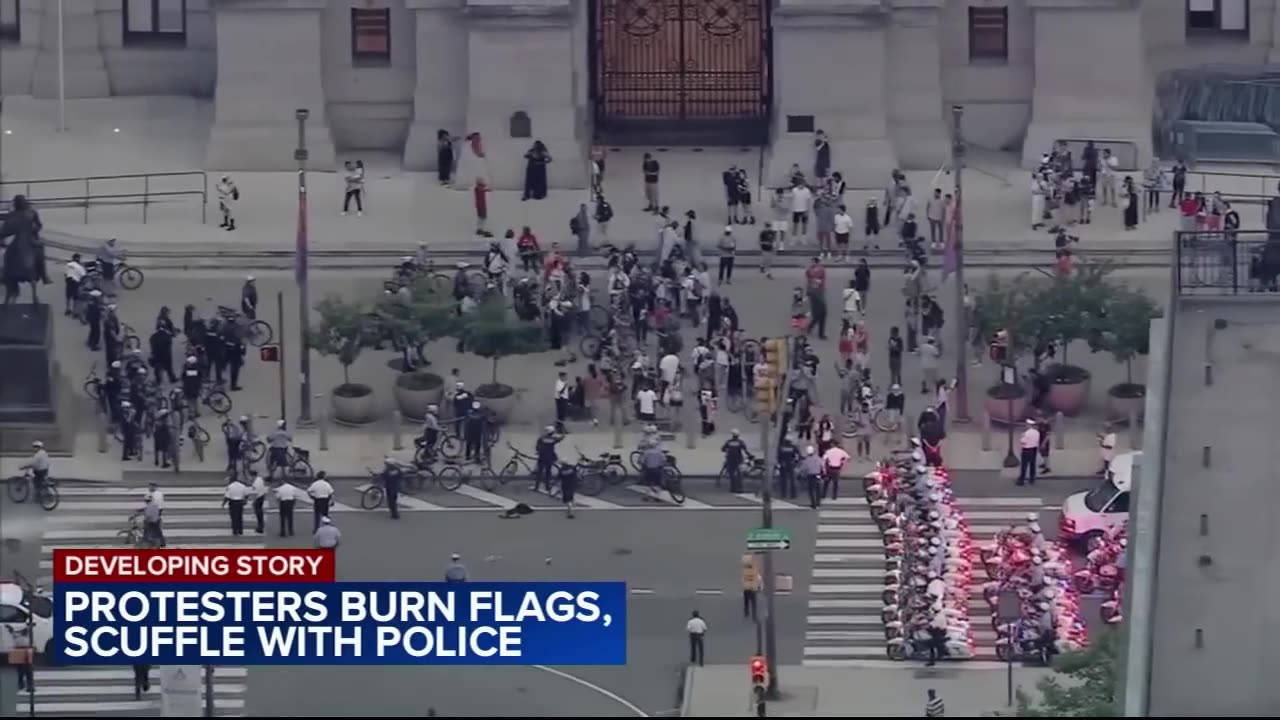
0;0;1275;187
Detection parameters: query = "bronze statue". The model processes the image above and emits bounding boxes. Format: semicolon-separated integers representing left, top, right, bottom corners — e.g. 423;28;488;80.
0;195;50;305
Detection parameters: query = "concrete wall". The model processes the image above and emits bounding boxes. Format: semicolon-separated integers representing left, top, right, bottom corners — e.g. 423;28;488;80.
939;0;1036;152
321;0;415;151
1149;297;1280;715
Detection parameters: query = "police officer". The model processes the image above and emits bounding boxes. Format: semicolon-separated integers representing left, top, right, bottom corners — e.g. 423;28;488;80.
103;360;124;423
777;434;799;499
463;402;486;461
313;516;341;550
380;456;403;520
451;382;473;422
128;366;148;410
444;553;468;583
534;426;561;495
223;475;249;536
224;415;245;474
86;290;104;350
149;325;175;384
558;463;578;519
420;405;441;461
250;474;267;534
798;445;822;509
275;480;297;537
241;276;259;320
103;303;122;365
208;326;227;385
153;409;173;468
225;334;246;391
181;356;202;415
120;400;141;461
266;420;292;479
721;429;749;493
307;472;335;531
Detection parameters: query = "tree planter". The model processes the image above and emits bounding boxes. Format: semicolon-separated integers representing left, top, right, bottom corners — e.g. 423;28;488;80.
985;383;1028;425
476;383;516;423
1106;382;1146;424
393;372;444;421
330;383;377;425
1046;364;1091;416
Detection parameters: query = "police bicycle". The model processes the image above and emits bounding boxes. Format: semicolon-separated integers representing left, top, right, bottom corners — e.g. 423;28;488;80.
117;512;163;548
5;468;60;511
214;304;273;347
86;258;145;291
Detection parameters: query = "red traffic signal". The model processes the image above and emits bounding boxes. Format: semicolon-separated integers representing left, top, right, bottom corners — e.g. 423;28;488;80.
749;655;767;687
259;345;280;363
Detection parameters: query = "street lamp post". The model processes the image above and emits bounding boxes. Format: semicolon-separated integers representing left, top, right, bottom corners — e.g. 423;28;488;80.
950;105;971;423
295;109;314;427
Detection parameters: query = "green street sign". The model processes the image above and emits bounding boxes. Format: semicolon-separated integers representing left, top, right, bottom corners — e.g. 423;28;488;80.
746;527;791;551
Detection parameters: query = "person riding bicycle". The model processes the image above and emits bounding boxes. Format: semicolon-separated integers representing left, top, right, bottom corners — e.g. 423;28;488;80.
266;420;292;479
241;276;258;320
139;491;165;547
534;426;562;495
224;415;247;474
181;355;202;414
20;441;51;497
721;429;749;493
96;237;123;282
638;441;666;493
419;405;441;462
445;553;468;583
379;456;404;520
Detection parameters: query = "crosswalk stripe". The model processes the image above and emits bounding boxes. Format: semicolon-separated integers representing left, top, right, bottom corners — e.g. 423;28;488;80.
811;537;883;549
807;598;884;609
35;668;248;682
821;498;867;506
46;514;238;526
451;484;521;508
812;568;885;579
810;584;884;594
623;484;712;509
956;498;1048;506
40;543;254;556
15;699;246;713
351;483;446;511
524;486;627;510
814;553;877;564
20;684;247;697
817;510;875;520
803;634;885;646
806;615;879;625
44;527;249;541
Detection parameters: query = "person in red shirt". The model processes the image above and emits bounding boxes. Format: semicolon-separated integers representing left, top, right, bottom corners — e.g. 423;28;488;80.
473;179;493;238
517;226;541;271
804;256;827;290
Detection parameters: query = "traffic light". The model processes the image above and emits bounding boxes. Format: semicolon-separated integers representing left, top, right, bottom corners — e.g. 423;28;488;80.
259;345;280;363
754;339;786;414
749;655;768;692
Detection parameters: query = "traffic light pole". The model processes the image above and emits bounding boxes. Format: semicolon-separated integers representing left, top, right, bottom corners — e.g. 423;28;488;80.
276;291;287;423
758;337;797;701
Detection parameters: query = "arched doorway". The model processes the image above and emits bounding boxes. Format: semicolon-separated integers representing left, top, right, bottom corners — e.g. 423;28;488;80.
589;0;773;146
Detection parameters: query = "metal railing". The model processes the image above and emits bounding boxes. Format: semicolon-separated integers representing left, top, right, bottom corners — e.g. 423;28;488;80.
1186;170;1280;225
1174;230;1280;295
0;171;207;224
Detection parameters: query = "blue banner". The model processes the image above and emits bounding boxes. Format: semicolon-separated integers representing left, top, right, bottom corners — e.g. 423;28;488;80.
53;582;627;665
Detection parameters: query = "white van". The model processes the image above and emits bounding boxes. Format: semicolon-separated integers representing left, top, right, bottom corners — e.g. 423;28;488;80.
0;582;54;661
1059;451;1140;545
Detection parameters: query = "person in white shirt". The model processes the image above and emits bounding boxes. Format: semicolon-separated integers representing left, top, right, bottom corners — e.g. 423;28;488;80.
686;610;708;666
1099;149;1120;207
1031;173;1047;230
841;280;860;321
144;481;164;511
275;481;298;537
64;253;86;317
789;183;813;238
925;188;946;250
554;371;571;433
1017;419;1041;486
222;477;249;536
659;352;680;392
313;516;341;550
832;205;853;260
216;175;239;231
821;444;850;502
636;386;658;422
307;472;336;531
250;475;268;535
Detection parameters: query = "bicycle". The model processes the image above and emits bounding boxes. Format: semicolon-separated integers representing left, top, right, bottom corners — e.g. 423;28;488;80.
120;323;143;353
487;443;566;493
6;469;60;511
116;512;162;548
221;416;267;463
716;456;767;489
215;304;273;347
572;445;627;493
264;446;315;483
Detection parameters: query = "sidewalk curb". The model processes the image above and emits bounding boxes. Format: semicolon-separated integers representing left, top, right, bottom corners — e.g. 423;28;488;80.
679;665;696;718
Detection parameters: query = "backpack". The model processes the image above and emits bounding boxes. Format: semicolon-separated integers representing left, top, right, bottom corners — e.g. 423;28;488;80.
569;216;582;234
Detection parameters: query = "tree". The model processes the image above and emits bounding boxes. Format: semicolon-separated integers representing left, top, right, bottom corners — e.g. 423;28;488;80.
1031;261;1115;368
1089;287;1162;388
308;296;379;390
458;299;547;390
971;274;1044;364
371;281;458;370
1016;630;1121;717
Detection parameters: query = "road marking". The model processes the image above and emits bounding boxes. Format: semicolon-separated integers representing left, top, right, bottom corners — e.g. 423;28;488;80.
818;510;875;520
44;527;240;541
629;588;656;595
731;493;803;510
806;614;882;625
814;553;878;564
40;543;256;556
531;665;648;718
812;537;883;549
19;683;246;697
623;484;712;509
803;632;886;645
812;568;885;579
395;495;449;511
15;699;246;713
286;483;357;511
56;486;227;496
694;589;723;596
809;583;884;594
34;668;248;682
526;486;627;510
807;598;883;609
452;483;522;508
956;498;1050;507
55;500;232;513
817;524;882;534
821;498;867;506
802;658;1011;670
963;510;1044;522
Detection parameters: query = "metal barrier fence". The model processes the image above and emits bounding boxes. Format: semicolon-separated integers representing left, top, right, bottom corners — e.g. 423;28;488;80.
1186;170;1280;225
1175;230;1280;295
0;171;208;224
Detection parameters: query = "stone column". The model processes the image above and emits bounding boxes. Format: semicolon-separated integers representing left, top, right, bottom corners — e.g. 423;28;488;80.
205;0;335;171
31;0;109;98
403;0;467;170
886;0;948;169
1267;3;1280;65
767;0;896;190
462;0;586;190
1022;0;1150;168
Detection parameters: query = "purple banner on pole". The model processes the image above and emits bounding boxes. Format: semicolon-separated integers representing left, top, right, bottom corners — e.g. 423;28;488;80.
295;189;308;285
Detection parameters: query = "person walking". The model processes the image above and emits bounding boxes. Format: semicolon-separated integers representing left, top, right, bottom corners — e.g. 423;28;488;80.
741;554;761;621
686;610;707;666
925;688;945;717
717;227;737;284
250;474;267;534
341;160;364;216
216;175;239;230
307;471;335;531
275;480;297;537
222;476;248;536
132;664;152;700
642;153;661;212
1017;419;1041;486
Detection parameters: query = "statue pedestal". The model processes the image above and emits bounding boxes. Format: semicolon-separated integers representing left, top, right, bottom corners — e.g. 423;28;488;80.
0;305;73;454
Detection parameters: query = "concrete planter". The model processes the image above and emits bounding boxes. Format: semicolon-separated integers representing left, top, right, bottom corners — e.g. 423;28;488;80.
1106;383;1146;424
476;383;516;423
985;384;1028;426
1046;364;1091;417
331;383;377;425
393;372;444;421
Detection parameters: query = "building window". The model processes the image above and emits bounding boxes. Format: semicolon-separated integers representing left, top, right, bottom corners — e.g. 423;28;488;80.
968;7;1009;63
0;0;19;43
1187;0;1249;36
351;8;391;65
124;0;187;46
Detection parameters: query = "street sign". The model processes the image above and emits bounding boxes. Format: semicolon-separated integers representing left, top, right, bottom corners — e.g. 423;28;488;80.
259;345;280;363
159;665;202;717
747;527;791;551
